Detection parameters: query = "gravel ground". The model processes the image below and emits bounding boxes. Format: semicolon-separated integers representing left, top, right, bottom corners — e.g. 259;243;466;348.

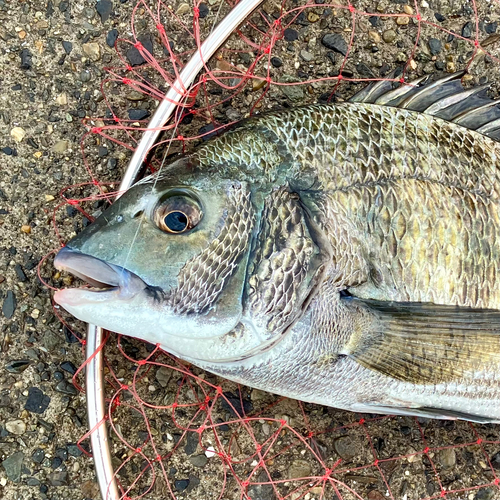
2;0;500;499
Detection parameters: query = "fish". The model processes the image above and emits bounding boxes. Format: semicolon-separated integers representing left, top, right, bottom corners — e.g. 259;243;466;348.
54;72;500;423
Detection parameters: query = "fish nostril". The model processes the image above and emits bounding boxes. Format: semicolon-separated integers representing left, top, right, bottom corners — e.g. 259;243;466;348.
133;210;144;219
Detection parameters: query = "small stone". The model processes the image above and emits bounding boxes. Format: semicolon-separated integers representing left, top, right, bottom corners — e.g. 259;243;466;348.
321;33;348;55
284;28;298;42
20;49;32;70
106;28;119;47
403;4;413;14
475;487;495;500
270;56;282;68
175;479;190;491
5;360;30;374
2;291;17;319
126;34;153;66
2;452;24;483
198;3;209;18
6;419;26;435
435;12;445;22
98;146;108;157
368;31;381;43
279;75;304;102
82;42;101;62
307;12;319;23
18;30;26;40
300;49;314;62
155;366;171;387
52;140;69;153
428;37;442;55
462;21;474;39
25;387;50;414
247;470;275;500
189;454;208;468
68;444;83;457
60;361;77;375
55;93;68;105
62;41;72;54
205;446;216;458
252;79;266;91
176;3;190;15
56;380;78;395
333;435;357;460
96;0;113;22
48;471;68;486
128;109;150;120
288;459;311;479
32;449;45;463
485;22;497;35
396;16;409;25
21;224;31;234
382;29;397;43
10;127;26;142
438;448;456;468
446;61;455;72
367;491;385;500
79;70;91;82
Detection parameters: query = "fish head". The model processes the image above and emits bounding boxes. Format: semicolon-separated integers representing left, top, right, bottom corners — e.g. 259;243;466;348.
54;157;257;358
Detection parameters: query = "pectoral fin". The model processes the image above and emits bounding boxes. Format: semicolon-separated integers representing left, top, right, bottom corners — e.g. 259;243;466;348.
343;297;500;384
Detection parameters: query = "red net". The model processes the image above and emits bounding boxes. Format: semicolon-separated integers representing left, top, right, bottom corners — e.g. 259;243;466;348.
39;0;500;498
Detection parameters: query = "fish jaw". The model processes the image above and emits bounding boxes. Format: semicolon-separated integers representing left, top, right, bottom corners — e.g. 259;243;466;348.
53;246;244;353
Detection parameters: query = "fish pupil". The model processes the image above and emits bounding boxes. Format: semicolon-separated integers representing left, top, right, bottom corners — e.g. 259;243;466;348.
165;211;188;232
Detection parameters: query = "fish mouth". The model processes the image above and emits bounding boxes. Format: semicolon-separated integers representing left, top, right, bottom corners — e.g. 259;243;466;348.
53;246;149;306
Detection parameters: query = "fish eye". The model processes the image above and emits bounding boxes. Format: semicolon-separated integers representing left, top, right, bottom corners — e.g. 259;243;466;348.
154;193;202;234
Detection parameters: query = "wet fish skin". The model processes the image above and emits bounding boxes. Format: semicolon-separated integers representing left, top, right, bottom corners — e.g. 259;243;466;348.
54;75;500;422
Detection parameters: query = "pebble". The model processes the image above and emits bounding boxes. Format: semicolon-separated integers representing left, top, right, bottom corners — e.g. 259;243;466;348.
438;448;456;468
489;451;500;472
382;29;397;43
126;34;153;66
270;56;282;68
300;49;314;62
48;471;68;486
127;108;150;121
321;33;348;55
476;488;496;500
52;140;69;153
184;432;198;455
220;391;252;417
462;21;473;39
367;491;385;500
5;419;27;435
5;360;30;374
106;28;119;47
368;31;381;43
485;22;497;35
174;479;190;491
82;42;101;62
284;28;298;42
79;70;91;82
176;3;190;15
3;291;17;319
56;380;78;395
198;3;209;18
25;387;50;414
60;361;77;375
428;37;442;55
189;454;208;468
446;61;455;72
333;435;357;460
307;11;320;23
20;49;32;70
55;93;68;105
32;449;45;463
247;470;275;500
403;5;413;14
96;0;113;22
10;126;26;142
2;452;24;483
288;459;311;479
21;224;31;234
62;40;72;54
396;16;409;25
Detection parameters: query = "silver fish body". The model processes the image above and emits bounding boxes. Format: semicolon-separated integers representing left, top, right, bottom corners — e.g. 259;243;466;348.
55;74;500;422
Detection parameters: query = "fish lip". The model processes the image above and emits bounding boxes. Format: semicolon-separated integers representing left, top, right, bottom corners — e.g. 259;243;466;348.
53;246;149;299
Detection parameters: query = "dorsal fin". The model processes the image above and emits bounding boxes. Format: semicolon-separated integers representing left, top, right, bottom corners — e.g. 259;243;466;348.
349;71;500;141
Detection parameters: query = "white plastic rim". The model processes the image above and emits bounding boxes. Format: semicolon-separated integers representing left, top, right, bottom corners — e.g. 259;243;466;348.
85;0;265;498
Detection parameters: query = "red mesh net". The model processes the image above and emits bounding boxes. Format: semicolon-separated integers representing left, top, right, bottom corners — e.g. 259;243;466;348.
39;0;500;498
